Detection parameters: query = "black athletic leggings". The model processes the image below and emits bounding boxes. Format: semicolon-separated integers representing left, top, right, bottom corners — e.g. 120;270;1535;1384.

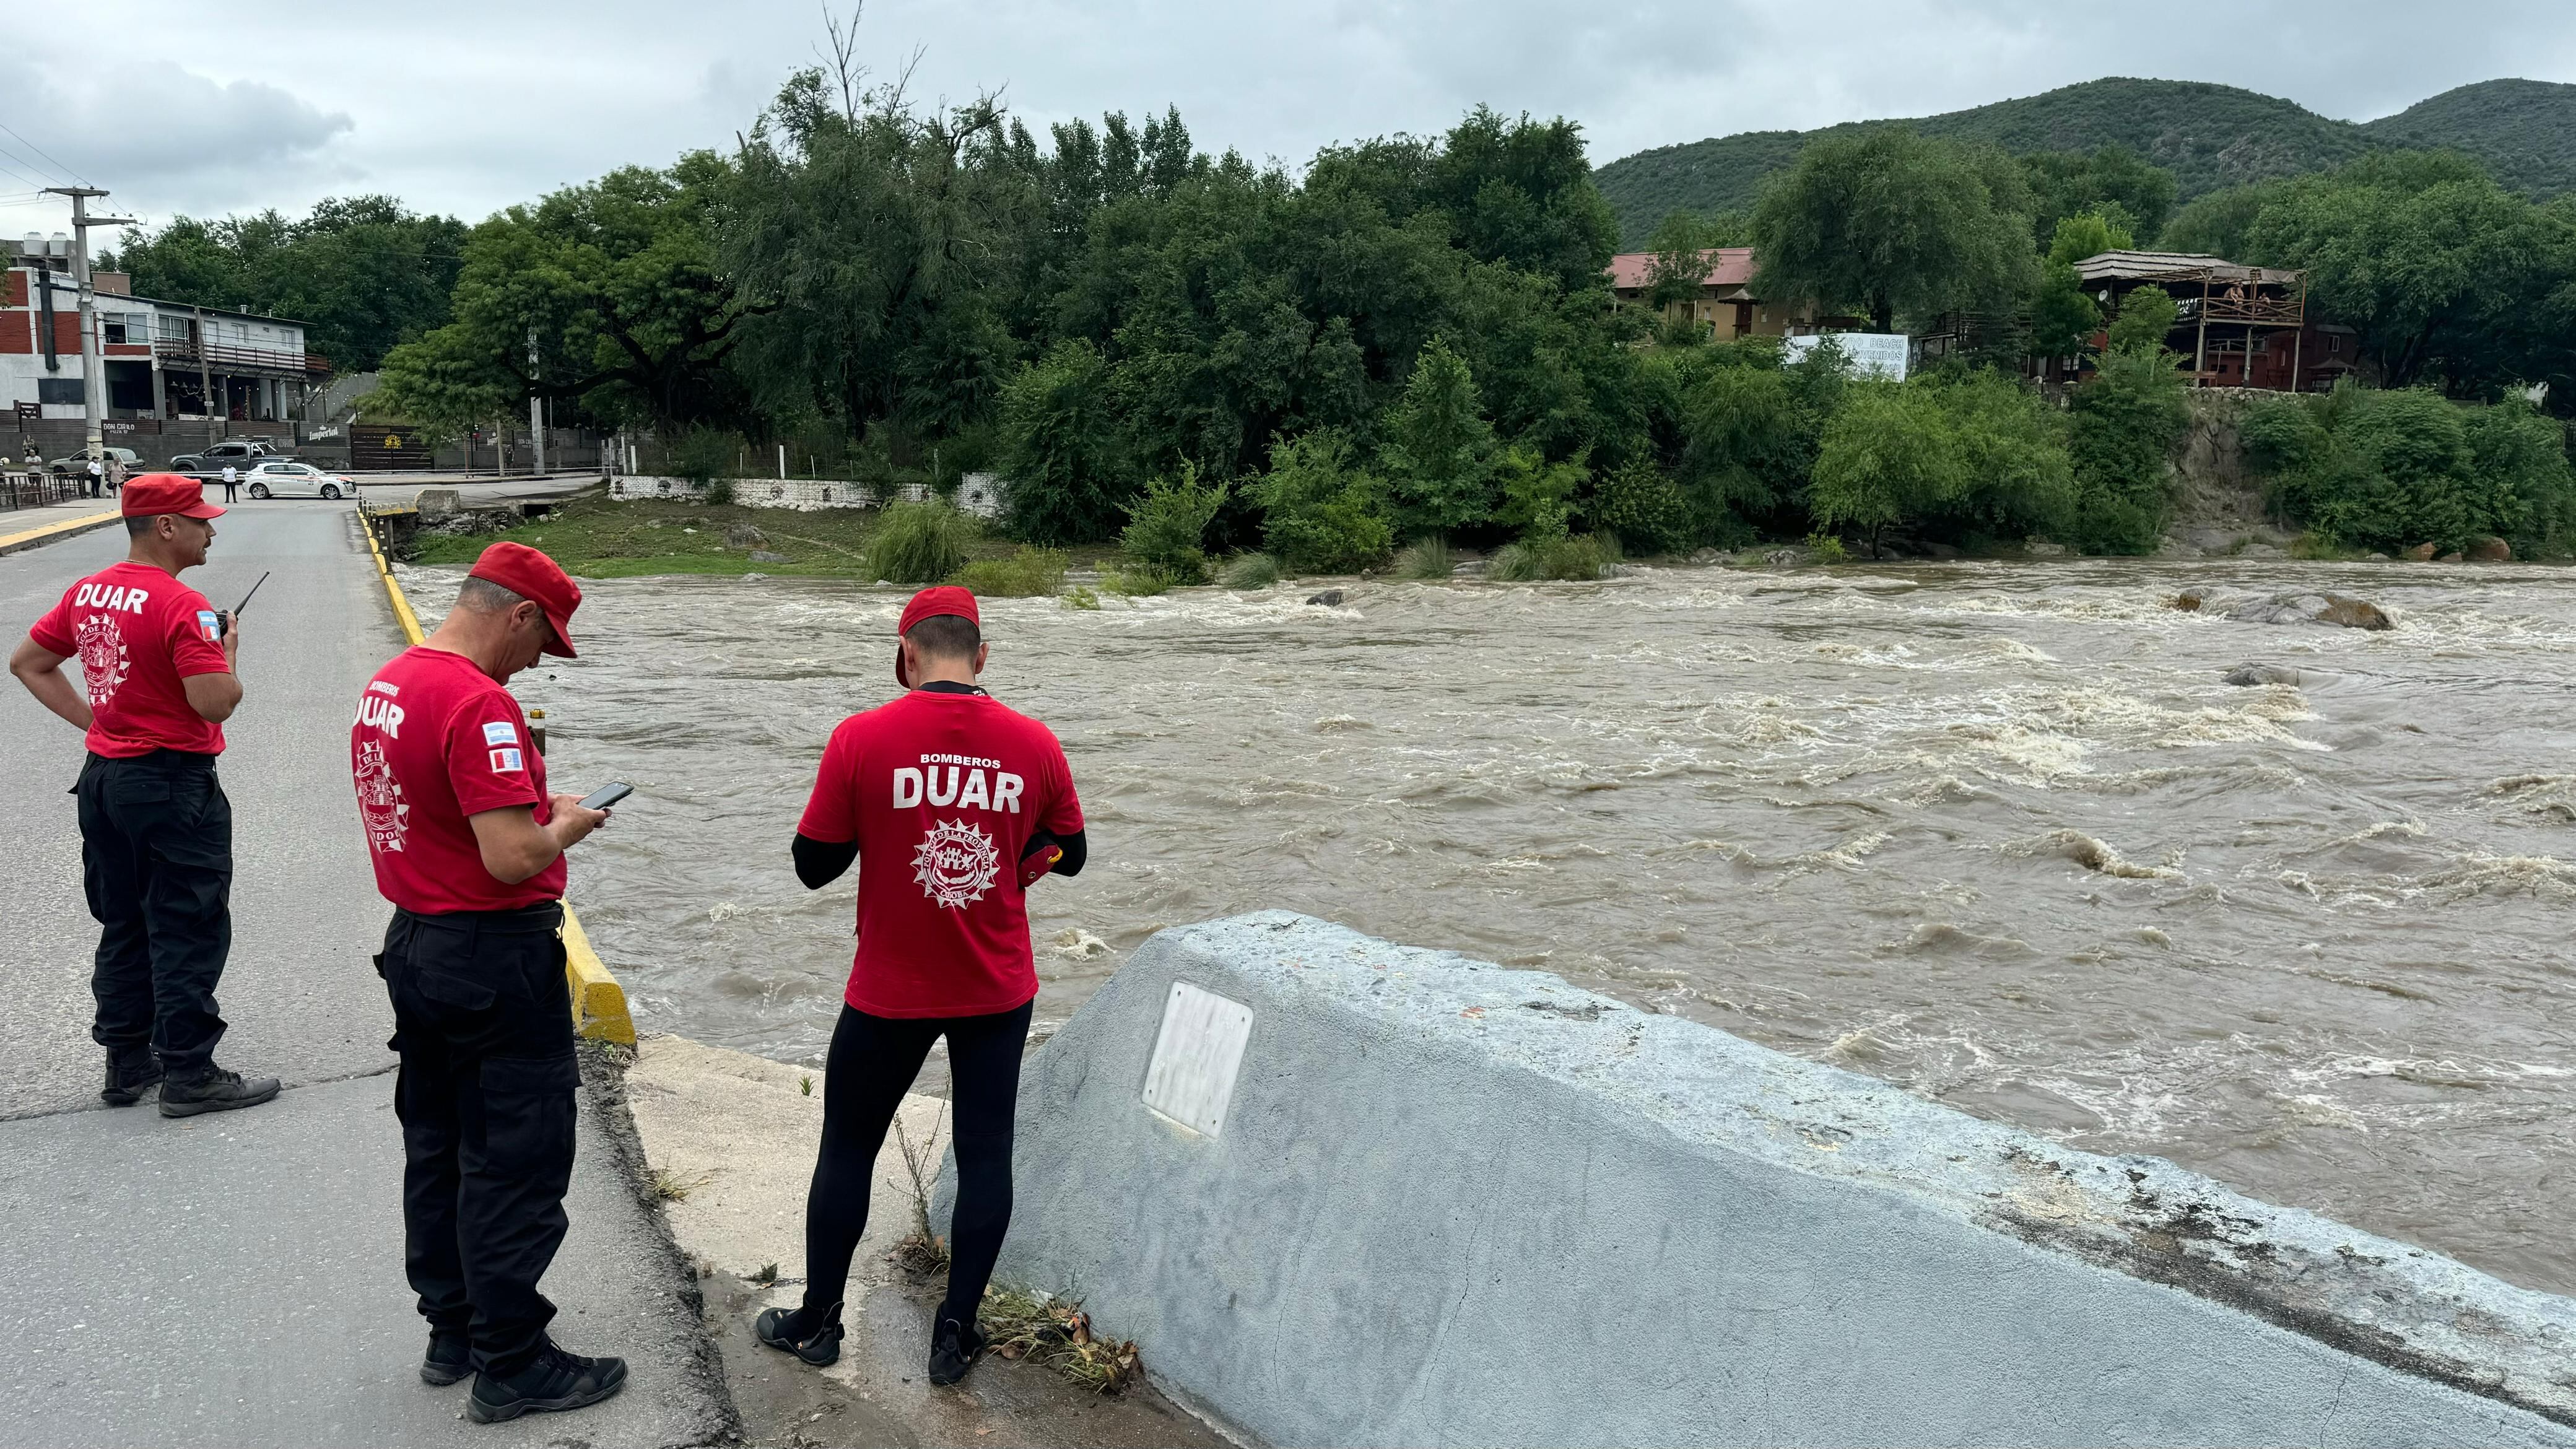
803;999;1033;1326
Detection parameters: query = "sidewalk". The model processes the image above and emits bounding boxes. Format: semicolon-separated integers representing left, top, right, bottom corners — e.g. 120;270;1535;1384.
0;490;122;555
0;504;731;1448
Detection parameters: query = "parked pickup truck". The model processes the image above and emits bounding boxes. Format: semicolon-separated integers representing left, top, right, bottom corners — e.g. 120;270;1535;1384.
167;440;285;477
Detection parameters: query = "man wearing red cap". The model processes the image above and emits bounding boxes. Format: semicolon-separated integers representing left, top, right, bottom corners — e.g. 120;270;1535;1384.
8;474;279;1116
349;541;626;1423
755;585;1086;1387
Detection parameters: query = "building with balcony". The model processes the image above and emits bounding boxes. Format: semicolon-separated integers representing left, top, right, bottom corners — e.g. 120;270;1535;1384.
2;235;328;426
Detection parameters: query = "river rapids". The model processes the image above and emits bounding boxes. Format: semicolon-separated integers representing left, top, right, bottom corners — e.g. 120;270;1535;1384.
407;557;2576;1297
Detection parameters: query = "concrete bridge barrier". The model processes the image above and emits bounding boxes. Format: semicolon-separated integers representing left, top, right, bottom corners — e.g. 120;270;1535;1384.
972;912;2576;1447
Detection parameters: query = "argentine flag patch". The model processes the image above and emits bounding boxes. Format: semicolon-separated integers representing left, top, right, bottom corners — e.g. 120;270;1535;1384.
197;610;220;640
482;720;520;746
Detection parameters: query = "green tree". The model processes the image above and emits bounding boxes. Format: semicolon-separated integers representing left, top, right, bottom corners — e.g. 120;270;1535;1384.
1641;210;1715;314
1809;381;1966;553
1494;444;1589;539
2066;345;2191;552
1380;339;1500;535
1118;461;1228;582
1428;108;1621;292
375;158;751;433
2155;181;2286;259
1256;429;1395;572
2021;145;2178;248
2105;285;2180;353
998;341;1132;542
1749;128;2037;333
2027;211;2138;360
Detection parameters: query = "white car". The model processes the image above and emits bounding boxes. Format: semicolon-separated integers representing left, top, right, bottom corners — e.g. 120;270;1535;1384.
241;459;360;500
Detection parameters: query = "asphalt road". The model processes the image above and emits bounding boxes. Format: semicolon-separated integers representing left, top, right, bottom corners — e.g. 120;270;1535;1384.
0;495;728;1447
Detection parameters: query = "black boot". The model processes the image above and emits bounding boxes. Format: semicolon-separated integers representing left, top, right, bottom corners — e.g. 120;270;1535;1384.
158;1063;281;1118
755;1300;843;1367
927;1315;987;1387
421;1329;473;1386
467;1341;629;1424
100;1047;163;1107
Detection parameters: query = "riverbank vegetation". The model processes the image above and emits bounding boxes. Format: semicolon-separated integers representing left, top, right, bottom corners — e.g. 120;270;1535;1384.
123;17;2576;574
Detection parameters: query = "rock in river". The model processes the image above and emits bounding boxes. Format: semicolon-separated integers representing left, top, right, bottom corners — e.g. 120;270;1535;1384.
2221;663;2302;686
1306;590;1345;606
2223;593;2392;630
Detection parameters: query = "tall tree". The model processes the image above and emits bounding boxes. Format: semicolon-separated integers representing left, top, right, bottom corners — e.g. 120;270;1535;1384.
1749;128;2037;333
2021;146;2178;248
1427;108;1621;293
1381;337;1500;536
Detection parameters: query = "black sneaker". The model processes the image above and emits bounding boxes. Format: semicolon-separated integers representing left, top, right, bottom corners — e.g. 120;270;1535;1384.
466;1341;629;1424
100;1048;163;1107
420;1329;472;1386
158;1064;281;1118
755;1300;843;1367
927;1315;986;1387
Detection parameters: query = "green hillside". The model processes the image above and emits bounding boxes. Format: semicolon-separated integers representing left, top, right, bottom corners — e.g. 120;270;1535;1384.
2361;79;2576;199
1593;75;2574;248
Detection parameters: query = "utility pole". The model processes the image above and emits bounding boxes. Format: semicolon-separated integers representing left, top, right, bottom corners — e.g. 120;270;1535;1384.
44;188;138;466
527;327;546;475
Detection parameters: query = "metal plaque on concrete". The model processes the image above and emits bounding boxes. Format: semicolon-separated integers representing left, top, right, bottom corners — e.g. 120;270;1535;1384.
1141;981;1254;1138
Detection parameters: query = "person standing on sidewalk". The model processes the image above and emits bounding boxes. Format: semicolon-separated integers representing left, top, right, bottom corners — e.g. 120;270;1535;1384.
756;586;1086;1386
349;541;626;1424
7;474;280;1116
85;455;103;498
220;463;238;503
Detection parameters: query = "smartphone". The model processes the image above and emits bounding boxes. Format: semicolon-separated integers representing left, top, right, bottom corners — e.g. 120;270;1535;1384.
578;783;633;811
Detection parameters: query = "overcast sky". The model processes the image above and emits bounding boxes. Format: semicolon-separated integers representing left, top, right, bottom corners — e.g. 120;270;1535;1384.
2;0;2570;244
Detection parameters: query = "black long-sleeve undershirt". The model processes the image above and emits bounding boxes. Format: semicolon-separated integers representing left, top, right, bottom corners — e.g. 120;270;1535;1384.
792;827;1085;890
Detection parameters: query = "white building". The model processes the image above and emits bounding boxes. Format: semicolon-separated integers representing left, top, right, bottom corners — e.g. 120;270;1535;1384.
3;234;322;424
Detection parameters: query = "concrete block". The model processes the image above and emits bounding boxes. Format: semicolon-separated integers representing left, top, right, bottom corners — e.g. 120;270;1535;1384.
412;485;462;516
981;912;2576;1448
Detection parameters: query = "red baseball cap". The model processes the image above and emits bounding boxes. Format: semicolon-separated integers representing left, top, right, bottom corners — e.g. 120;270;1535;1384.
120;474;224;521
468;541;582;658
898;585;980;637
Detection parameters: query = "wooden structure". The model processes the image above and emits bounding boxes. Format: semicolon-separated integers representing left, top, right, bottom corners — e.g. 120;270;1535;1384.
2073;250;2318;389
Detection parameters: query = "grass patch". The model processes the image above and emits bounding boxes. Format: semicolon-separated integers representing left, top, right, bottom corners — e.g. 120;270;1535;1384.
407;490;1120;581
1489;533;1619;582
647;1165;714;1203
887;1105;952;1275
1061;585;1102;611
864;502;977;585
1219;552;1281;590
2288;531;2372;560
980;1286;1142;1394
951;546;1068;597
1393;537;1453;580
1103;565;1175;597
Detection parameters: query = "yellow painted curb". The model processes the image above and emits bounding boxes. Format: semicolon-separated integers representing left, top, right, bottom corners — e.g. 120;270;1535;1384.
0;509;120;555
357;508;636;1045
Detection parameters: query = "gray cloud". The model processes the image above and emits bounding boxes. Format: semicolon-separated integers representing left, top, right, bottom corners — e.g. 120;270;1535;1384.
0;0;2567;242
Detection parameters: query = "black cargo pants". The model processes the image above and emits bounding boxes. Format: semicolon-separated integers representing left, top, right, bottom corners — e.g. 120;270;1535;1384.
377;903;580;1377
74;751;233;1075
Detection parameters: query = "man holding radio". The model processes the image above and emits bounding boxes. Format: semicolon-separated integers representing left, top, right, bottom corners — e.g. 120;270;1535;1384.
349;541;627;1424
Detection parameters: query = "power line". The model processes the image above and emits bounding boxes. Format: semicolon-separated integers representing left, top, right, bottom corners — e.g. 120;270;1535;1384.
0;118;81;186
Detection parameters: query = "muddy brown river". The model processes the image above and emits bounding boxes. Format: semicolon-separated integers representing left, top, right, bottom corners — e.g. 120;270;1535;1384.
405;559;2576;1297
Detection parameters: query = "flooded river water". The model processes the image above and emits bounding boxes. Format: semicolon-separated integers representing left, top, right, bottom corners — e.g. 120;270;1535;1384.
411;559;2576;1296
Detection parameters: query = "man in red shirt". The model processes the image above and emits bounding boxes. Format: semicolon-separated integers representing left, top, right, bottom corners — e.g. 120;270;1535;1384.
8;474;278;1116
755;585;1086;1386
350;541;625;1424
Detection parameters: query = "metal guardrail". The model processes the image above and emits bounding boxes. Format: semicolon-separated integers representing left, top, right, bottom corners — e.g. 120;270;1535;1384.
0;470;88;511
152;339;331;375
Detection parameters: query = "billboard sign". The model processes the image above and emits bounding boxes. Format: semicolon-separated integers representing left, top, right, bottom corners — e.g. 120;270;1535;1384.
1784;331;1910;380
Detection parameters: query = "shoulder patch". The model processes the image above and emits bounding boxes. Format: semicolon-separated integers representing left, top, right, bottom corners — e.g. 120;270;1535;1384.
489;747;525;774
196;610;220;640
482;720;520;746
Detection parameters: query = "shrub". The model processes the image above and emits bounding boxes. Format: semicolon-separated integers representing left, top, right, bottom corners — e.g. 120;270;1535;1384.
1219;552;1281;590
702;479;736;506
674;427;736;485
1393;537;1454;579
1495;444;1587;542
1382;339;1500;536
1061;585;1102;611
1806;532;1850;563
2248;383;2576;555
1256;430;1395;573
2066;346;2188;553
1490;533;1618;581
1588;461;1692;554
1103;565;1174;597
1118;461;1227;584
863;502;976;585
949;546;1068;598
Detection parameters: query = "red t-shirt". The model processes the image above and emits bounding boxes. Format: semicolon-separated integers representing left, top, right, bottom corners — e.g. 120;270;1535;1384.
27;560;230;757
799;687;1084;1019
350;645;564;914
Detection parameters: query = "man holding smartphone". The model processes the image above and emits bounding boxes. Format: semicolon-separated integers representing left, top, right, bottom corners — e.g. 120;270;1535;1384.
348;541;627;1424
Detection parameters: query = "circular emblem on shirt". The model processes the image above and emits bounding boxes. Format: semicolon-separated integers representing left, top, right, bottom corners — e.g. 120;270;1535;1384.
912;819;1000;910
74;614;129;707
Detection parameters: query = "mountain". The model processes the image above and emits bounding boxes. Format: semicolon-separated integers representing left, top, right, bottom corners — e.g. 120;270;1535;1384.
1593;76;2575;248
2360;79;2576;200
